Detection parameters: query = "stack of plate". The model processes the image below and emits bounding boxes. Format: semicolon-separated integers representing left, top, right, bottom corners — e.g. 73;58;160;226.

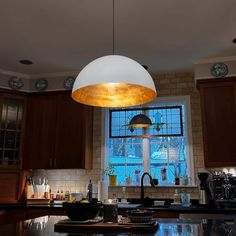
127;209;153;223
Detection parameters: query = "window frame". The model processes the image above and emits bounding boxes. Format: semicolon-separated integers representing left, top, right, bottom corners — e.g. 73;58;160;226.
103;95;195;186
109;105;184;138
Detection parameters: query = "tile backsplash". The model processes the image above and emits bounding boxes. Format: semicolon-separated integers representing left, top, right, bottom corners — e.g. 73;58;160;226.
109;186;199;200
32;169;199;200
32;169;100;198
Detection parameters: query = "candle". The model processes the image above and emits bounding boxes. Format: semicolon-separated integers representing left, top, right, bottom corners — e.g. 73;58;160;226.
103;199;118;223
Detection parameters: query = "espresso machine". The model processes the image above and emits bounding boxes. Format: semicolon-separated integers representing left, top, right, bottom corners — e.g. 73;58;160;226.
209;173;236;208
198;172;210;205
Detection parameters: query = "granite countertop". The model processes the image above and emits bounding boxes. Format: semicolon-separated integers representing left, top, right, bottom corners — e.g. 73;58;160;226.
139;204;236;214
1;215;236;235
1;202;236;214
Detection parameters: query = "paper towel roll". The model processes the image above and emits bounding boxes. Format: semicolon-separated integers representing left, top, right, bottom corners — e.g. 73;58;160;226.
98;180;108;202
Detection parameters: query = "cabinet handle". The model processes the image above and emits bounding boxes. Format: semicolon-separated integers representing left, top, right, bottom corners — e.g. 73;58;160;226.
49;158;53;167
54;158;57;167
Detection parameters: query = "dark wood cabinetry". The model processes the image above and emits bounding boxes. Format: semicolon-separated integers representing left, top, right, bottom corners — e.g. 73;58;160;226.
54;94;93;169
0;90;93;203
23;94;57;169
0;91;26;203
0;170;22;203
0;93;26;168
23;91;93;169
197;78;236;167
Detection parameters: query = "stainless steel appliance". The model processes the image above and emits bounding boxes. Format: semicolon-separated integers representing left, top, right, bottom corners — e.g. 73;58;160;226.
209;173;236;208
198;172;210;205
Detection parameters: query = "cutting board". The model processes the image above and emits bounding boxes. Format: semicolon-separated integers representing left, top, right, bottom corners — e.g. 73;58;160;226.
54;219;159;233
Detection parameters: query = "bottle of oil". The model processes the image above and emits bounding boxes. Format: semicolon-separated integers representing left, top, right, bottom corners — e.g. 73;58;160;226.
87;179;93;202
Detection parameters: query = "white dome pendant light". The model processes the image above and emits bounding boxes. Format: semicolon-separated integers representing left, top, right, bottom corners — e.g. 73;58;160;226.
72;1;157;107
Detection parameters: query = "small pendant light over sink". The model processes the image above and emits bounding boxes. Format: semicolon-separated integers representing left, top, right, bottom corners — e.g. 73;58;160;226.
71;0;157;107
128;114;152;128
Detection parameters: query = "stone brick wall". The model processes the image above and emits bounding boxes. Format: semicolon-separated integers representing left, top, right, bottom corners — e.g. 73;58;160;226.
153;72;204;174
33;71;205;200
108;72;204;200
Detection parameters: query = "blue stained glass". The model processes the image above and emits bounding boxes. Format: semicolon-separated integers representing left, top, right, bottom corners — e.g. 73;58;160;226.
154;111;162;123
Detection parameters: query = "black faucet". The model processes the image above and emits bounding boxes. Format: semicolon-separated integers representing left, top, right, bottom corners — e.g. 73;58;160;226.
141;172;155;205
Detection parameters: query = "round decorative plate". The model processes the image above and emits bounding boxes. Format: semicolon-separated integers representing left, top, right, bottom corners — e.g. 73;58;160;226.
64;76;75;90
8;77;24;90
210;62;228;78
35;79;48;91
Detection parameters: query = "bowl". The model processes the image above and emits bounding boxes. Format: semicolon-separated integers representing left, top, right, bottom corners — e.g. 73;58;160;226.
127;209;153;223
63;202;102;221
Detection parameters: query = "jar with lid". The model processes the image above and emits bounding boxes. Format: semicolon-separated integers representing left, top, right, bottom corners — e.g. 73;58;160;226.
65;191;70;202
173;189;181;204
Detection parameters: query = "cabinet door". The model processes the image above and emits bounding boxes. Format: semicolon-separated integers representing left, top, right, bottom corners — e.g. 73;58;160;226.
198;79;236;167
23;94;57;169
54;94;93;169
0;170;21;203
0;94;26;169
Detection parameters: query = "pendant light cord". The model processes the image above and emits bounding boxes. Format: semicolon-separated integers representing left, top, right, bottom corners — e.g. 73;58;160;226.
112;0;115;55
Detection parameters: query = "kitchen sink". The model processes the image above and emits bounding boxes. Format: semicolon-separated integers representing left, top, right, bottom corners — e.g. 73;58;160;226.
117;203;141;209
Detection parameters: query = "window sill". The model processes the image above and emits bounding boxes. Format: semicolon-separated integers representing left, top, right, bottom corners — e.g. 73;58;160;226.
109;185;198;188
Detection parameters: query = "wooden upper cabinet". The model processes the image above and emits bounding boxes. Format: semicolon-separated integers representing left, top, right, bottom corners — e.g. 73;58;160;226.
54;94;93;169
24;94;57;169
23;92;93;169
197;78;236;167
0;92;26;169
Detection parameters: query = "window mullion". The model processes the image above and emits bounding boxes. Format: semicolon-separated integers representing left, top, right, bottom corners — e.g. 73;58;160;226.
142;138;150;173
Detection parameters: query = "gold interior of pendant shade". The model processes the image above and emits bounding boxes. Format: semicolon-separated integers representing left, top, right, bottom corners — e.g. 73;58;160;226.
131;123;151;128
72;82;157;107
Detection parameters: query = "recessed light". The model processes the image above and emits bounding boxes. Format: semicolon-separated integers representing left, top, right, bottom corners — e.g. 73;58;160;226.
19;59;33;65
233;38;236;43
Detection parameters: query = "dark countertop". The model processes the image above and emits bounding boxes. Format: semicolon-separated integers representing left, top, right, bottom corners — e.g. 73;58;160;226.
1;215;236;235
139;204;236;214
0;203;63;209
1;202;236;214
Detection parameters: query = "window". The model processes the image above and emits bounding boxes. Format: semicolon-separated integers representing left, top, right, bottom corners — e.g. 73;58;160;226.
106;96;194;186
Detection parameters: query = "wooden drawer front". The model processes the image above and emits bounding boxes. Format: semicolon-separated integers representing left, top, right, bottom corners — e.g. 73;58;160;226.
0;171;20;203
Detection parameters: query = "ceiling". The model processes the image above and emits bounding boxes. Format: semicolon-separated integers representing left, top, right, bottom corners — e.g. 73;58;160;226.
0;0;236;76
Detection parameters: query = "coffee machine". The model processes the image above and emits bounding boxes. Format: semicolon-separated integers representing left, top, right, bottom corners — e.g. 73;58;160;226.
198;172;210;205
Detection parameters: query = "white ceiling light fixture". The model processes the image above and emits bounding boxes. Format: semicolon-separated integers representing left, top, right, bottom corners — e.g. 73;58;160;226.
72;0;157;108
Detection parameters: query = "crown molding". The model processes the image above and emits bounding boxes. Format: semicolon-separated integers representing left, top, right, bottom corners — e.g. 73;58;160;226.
0;68;31;79
194;56;236;65
30;71;79;79
0;68;80;79
194;73;236;80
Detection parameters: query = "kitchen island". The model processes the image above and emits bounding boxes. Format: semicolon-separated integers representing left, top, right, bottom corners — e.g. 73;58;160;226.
1;203;236;225
0;215;235;235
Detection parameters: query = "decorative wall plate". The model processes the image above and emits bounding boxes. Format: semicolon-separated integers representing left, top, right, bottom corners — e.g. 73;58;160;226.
35;79;48;91
210;62;228;78
64;76;75;90
8;77;24;90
